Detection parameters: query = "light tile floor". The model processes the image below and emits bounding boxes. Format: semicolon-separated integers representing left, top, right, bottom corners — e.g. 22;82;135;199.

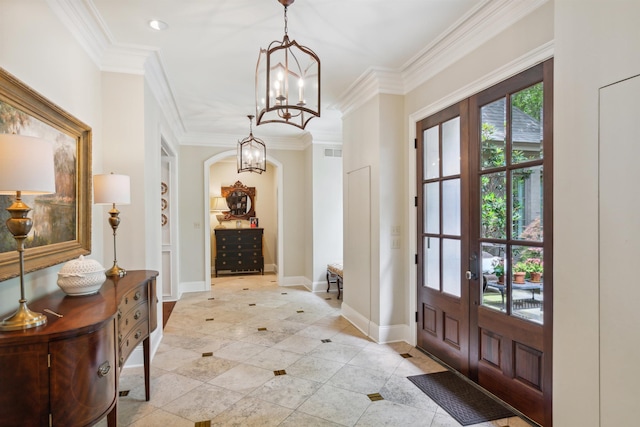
99;273;535;427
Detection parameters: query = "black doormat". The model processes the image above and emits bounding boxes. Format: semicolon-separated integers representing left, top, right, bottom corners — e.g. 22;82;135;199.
407;371;516;425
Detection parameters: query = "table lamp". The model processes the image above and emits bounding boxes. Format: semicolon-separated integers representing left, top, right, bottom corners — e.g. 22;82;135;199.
93;173;130;277
210;196;228;229
0;134;55;331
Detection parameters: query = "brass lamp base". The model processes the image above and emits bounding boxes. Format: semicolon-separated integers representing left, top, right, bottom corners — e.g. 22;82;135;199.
106;264;126;277
0;300;47;331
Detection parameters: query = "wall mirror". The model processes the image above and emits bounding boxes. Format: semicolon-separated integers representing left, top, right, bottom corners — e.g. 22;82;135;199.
221;181;256;220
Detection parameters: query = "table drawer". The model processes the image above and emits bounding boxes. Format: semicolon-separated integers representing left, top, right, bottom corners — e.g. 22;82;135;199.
119;319;149;366
120;285;148;311
118;300;148;340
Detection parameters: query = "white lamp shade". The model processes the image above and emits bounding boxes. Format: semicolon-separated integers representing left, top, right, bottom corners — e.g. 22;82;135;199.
210;196;228;212
0;134;56;195
93;173;131;205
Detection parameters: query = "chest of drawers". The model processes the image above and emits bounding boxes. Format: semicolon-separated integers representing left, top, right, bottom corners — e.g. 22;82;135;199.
215;228;264;276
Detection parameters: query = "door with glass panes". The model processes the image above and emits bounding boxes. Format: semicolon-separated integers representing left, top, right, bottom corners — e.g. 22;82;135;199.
417;60;553;426
416;101;470;374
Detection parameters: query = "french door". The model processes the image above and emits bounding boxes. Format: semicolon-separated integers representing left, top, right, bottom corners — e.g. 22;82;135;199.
417;60;553;426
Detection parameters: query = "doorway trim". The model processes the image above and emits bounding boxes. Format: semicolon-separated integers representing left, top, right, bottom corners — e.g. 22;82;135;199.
203;151;284;287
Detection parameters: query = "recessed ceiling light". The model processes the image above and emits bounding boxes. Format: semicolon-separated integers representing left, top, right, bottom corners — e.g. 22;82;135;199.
149;20;168;31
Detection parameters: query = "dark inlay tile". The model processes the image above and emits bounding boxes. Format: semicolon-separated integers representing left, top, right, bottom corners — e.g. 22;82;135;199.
119;390;130;397
368;393;384;401
195;421;211;427
208;297;215;300
325;297;332;300
243;288;249;290
281;292;288;295
321;339;332;343
249;303;256;306
296;310;304;313
274;370;287;376
257;327;267;331
205;318;214;321
400;353;413;358
202;352;213;357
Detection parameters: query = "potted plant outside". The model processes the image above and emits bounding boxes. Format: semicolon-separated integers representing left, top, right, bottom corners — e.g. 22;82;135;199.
513;261;527;284
523;258;543;282
492;259;505;284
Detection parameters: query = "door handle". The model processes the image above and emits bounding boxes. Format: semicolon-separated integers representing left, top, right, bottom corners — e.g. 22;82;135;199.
467;252;479;280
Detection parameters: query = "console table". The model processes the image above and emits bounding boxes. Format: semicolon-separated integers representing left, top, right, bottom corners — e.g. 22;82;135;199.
0;270;158;427
214;228;264;276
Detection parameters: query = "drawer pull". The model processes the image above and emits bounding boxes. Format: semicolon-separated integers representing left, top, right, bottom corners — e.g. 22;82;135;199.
118;333;122;343
134;310;141;320
97;361;111;378
135;330;142;339
134;291;141;301
119;356;124;367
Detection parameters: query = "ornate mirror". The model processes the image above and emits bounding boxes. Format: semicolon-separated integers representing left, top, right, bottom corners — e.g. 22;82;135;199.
221;181;256;220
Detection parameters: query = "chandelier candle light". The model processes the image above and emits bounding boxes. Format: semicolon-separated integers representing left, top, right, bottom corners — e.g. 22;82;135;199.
237;115;267;174
93;173;131;277
0;134;55;331
256;0;320;129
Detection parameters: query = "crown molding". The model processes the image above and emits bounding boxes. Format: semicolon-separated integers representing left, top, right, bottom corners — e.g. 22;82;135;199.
181;132;309;151
338;0;550;116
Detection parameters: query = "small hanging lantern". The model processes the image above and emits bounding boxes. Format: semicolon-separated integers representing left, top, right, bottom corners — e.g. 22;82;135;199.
237;115;267;174
256;0;320;130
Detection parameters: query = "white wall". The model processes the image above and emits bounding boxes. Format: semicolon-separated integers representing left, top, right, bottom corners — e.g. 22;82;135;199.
311;143;343;290
553;1;640;425
0;0;103;313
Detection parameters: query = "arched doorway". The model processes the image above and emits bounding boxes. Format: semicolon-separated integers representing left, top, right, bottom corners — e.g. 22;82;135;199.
203;151;284;286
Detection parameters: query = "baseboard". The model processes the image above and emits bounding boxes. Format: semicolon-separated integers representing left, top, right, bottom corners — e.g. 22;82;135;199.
178;280;208;298
280;275;312;290
341;302;409;344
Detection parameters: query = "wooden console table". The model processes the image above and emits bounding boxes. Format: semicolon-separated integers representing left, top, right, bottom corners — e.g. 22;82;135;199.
0;270;158;427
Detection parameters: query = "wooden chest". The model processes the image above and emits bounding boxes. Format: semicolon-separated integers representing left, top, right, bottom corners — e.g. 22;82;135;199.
215;228;264;276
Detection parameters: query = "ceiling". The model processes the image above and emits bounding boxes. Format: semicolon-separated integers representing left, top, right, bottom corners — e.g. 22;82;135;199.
55;0;493;145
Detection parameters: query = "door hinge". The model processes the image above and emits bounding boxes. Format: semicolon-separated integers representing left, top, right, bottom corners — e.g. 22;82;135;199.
47;353;51;368
414;138;417;149
415;311;418;322
415;254;418;264
414;196;418;207
49;413;52;427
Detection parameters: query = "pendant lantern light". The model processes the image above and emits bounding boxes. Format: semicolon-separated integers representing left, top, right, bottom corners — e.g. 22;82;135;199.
256;0;320;130
237;115;267;174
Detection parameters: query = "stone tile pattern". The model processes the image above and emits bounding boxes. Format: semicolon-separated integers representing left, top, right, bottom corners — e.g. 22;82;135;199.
95;274;534;427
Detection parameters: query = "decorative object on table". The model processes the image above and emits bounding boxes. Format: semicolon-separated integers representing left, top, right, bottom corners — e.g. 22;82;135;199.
0;134;55;331
255;0;320;130
0;68;92;282
237;115;266;174
93;173;131;277
236;220;242;229
210;196;229;229
250;217;259;228
57;255;106;296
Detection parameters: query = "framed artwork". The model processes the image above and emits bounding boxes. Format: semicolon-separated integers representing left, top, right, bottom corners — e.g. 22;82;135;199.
0;68;92;281
250;217;259;228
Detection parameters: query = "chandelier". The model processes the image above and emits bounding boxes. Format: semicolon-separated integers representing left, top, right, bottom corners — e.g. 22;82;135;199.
256;0;320;130
237;115;267;174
